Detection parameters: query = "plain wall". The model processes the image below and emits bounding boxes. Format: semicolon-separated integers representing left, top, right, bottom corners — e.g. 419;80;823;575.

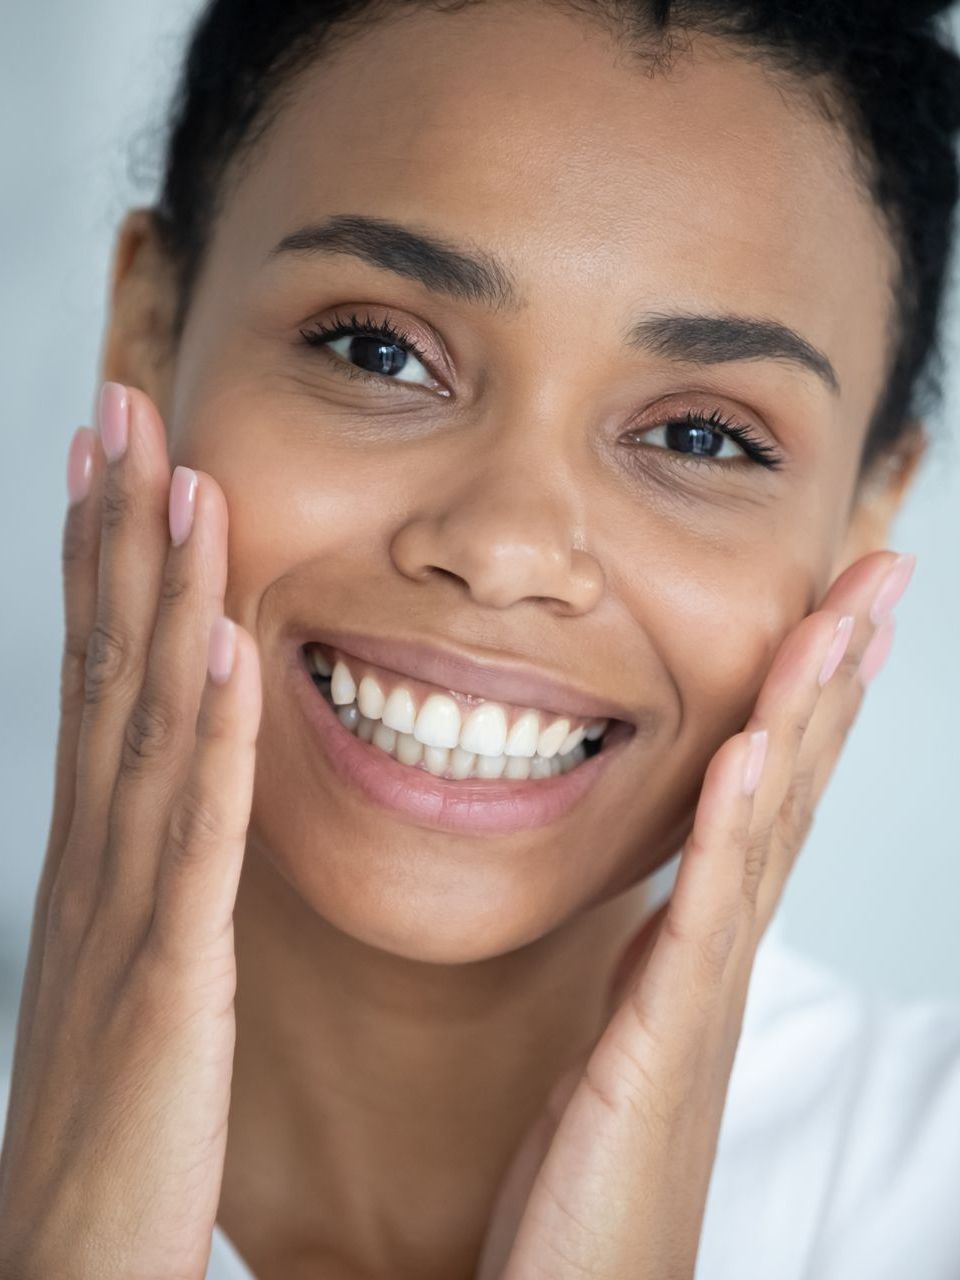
2;0;959;1074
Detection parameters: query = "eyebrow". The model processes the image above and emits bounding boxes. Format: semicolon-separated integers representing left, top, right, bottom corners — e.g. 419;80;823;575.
267;213;840;396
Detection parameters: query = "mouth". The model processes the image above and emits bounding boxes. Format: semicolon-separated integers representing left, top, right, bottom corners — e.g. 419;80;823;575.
302;641;632;780
287;637;635;835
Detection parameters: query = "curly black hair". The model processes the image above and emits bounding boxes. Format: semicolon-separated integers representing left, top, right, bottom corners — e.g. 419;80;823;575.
152;0;960;476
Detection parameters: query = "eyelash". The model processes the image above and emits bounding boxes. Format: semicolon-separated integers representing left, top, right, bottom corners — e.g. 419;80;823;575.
298;313;786;471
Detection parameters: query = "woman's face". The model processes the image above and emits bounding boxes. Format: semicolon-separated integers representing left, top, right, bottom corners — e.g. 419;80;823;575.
131;2;905;962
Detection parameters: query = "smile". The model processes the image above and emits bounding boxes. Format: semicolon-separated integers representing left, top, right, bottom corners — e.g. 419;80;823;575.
288;637;635;835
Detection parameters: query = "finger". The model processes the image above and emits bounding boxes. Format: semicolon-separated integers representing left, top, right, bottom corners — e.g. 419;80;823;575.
98;468;229;930
738;609;855;917
612;729;764;1053
64;386;171;887
148;620;262;961
11;427;105;1101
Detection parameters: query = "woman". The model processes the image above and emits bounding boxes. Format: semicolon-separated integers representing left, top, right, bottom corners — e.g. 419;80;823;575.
1;0;959;1276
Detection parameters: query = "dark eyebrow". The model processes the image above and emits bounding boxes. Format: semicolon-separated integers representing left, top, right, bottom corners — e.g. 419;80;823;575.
268;213;840;396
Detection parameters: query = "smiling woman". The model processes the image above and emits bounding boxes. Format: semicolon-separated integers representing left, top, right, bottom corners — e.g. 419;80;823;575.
2;2;960;1279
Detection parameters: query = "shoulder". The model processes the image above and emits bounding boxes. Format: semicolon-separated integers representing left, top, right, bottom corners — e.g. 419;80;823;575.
696;917;960;1280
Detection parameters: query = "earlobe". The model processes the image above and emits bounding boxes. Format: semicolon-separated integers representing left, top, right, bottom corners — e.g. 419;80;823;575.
830;422;929;578
98;207;178;413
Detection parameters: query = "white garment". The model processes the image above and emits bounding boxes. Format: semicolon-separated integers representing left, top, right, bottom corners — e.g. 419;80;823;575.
3;915;959;1279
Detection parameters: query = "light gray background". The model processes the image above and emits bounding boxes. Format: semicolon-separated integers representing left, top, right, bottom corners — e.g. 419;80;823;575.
2;1;959;1079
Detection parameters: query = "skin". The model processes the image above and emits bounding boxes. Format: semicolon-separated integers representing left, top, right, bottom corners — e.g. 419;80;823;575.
85;3;925;1276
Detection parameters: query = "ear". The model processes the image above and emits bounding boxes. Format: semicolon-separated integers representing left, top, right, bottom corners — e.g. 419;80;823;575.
830;421;929;577
98;207;180;418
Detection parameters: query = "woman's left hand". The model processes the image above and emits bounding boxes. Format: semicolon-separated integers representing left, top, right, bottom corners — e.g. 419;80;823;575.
477;548;914;1280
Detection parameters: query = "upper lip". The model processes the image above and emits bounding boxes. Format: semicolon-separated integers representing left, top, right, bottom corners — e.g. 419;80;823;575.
299;629;635;724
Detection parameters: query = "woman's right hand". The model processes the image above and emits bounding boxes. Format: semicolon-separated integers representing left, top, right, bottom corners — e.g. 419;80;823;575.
0;384;262;1280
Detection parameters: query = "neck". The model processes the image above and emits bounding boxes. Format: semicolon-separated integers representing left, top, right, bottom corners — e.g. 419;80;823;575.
218;840;657;1280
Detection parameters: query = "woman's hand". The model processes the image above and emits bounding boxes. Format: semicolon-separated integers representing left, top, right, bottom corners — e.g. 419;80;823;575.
0;385;262;1280
477;549;914;1280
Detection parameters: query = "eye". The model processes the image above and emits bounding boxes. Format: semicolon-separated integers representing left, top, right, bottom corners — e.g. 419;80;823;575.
622;407;784;470
299;310;440;389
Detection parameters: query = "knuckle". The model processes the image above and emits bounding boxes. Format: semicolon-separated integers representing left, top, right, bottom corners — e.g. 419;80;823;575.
159;567;192;609
121;691;179;773
99;481;133;531
84;620;133;704
62;508;93;568
167;786;223;864
44;871;91;952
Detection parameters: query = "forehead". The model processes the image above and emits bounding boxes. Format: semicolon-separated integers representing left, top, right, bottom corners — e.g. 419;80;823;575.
216;1;897;424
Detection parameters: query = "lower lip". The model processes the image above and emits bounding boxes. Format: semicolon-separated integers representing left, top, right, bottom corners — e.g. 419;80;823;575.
286;647;631;836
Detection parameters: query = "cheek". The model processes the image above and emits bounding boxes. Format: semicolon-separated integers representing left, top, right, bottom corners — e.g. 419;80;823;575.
643;545;817;744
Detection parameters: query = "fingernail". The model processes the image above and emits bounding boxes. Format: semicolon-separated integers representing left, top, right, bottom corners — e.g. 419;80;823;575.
66;426;95;505
208;616;236;684
818;614;855;687
869;553;916;626
169;466;198;546
742;729;768;797
98;382;129;462
857;616;895;686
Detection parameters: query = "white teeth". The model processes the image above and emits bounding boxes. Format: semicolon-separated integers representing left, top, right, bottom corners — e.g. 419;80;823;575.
529;755;553;778
475;752;507;779
423;745;450;776
460;703;507;756
357;674;386;721
382;685;416;735
337;705;360;731
414;693;461;749
450;746;476;779
356;715;376;742
395;732;423;766
311;648;333;677
537;717;571;759
583;718;609;741
558;725;586;755
331;660;357;706
504;710;540;758
372;722;397;753
503;754;531;779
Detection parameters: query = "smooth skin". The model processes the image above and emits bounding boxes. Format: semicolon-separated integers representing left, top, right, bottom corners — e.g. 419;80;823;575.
0;3;928;1278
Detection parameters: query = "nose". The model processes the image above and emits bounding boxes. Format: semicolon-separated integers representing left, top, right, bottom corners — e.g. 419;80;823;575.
389;463;605;615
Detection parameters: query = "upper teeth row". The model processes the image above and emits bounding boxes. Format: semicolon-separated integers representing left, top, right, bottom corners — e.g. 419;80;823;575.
311;651;609;759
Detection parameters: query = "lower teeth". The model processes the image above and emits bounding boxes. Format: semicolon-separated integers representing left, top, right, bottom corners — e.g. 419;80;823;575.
314;677;594;780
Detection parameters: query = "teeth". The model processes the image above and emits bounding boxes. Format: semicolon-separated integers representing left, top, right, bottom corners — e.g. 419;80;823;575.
530;755;554;779
503;754;531;779
357;674;385;720
504;710;539;758
414;693;461;749
372;722;397;753
537;717;571;759
382;685;417;734
584;718;609;741
460;703;507;756
357;715;376;742
424;745;451;776
337;705;360;731
311;648;333;677
558;725;586;755
396;731;423;766
475;753;507;779
331;660;357;706
450;746;476;779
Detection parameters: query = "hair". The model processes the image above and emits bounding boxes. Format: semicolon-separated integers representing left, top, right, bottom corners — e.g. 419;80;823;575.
152;0;960;477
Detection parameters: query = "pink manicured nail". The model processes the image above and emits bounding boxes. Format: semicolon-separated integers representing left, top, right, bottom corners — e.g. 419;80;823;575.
207;616;236;685
66;427;95;505
169;466;198;546
98;382;129;462
858;616;895;686
869;553;916;625
741;729;768;797
818;614;855;687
